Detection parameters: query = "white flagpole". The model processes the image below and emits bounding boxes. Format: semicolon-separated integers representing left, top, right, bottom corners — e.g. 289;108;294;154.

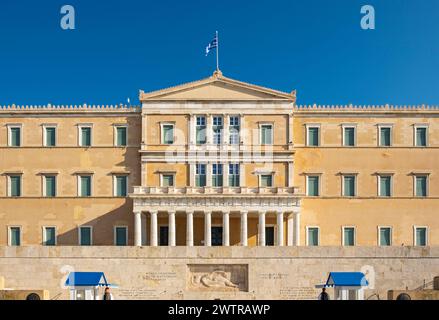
216;30;219;71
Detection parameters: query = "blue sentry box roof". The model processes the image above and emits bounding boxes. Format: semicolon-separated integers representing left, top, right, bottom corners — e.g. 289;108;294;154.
326;272;368;287
65;272;108;287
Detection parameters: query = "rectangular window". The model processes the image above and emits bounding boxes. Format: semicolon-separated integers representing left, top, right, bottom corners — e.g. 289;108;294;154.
9;227;21;246
415;176;427;197
260;174;273;187
229;116;240;145
9;175;21;197
265;226;275;246
196;116;207;144
307;176;320;196
415;227;427;246
228;163;240;187
212;164;223;187
379;176;392;197
9;126;21;147
379;227;392;246
307;126;320;146
195;164;206;187
212;226;223;246
260;124;273;145
116;126;127;146
343;175;356;197
45;127;56;147
343;227;355;246
44;175;56;197
79;226;92;246
162;124;174;144
379;127;392;146
43;227;56;246
307;227;319;246
115;176;127;197
213;116;223;145
159;226;169;246
114;227;127;246
343;127;355;147
161;174;174;187
80;127;92;147
80;176;92;197
415;127;427;147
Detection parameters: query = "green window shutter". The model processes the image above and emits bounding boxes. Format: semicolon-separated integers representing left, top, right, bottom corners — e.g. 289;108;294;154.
115;227;127;246
196;127;206;144
344;128;355;146
380;127;391;146
116;127;127;146
261;125;273;144
380;228;391;246
344;228;355;246
46;127;56;146
10;227;20;246
116;176;127;196
261;175;272;187
11;127;21;147
308;176;319;196
80;227;91;246
308;127;319;146
380;176;391;197
416;176;427;197
10;176;21;197
45;176;56;197
229;175;239;187
344;176;355;196
162;175;174;187
81;127;91;146
163;125;174;144
196;175;206;187
44;227;56;246
81;176;91;197
308;228;319;246
416;228;426;246
416;128;426;147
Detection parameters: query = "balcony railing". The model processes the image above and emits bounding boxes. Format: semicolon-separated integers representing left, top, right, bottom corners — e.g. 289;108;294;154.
131;186;300;196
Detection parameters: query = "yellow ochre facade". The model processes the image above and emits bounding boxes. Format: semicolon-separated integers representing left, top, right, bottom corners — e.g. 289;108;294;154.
1;71;438;247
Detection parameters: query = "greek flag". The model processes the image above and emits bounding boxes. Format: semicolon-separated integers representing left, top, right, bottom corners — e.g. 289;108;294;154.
205;34;218;56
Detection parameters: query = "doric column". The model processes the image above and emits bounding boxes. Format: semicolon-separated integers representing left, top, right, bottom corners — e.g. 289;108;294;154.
287;213;294;246
186;210;194;246
223;211;230;246
204;211;212;246
276;211;284;246
134;211;142;246
150;210;158;246
168;211;176;246
294;210;301;246
240;210;248;246
258;211;266;246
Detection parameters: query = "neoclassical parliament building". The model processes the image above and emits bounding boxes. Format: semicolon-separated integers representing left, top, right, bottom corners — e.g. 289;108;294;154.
1;71;438;248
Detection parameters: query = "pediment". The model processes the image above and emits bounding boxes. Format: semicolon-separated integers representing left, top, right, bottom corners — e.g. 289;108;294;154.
140;71;295;102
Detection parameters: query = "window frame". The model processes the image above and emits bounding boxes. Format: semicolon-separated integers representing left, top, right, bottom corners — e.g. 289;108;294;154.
43;174;57;197
42;226;57;246
160;173;176;187
8;225;22;246
42;124;57;147
77;124;93;147
342;124;357;147
413;226;428;247
113;225;128;246
113;174;129;197
413;124;428;147
413;174;429;198
305;124;321;147
259;122;274;145
212;163;224;187
114;124;128;147
341;174;358;197
228;163;240;187
377;226;392;247
7;124;22;147
212;115;224;145
259;173;274;188
229;115;240;145
306;174;321;197
160;122;175;145
377;174;393;197
195;163;207;187
306;226;320;246
77;175;93;197
7;174;22;197
78;226;93;246
195;115;207;145
377;124;393;147
342;226;356;246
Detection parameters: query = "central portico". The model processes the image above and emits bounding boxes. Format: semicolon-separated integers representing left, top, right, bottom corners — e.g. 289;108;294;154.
130;71;302;247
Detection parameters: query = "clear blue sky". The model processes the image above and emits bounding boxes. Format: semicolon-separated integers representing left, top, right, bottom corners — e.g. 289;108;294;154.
0;0;438;106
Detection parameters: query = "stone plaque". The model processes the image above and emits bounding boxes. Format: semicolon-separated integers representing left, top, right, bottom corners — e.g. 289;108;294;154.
279;287;318;300
117;288;160;299
187;264;248;292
